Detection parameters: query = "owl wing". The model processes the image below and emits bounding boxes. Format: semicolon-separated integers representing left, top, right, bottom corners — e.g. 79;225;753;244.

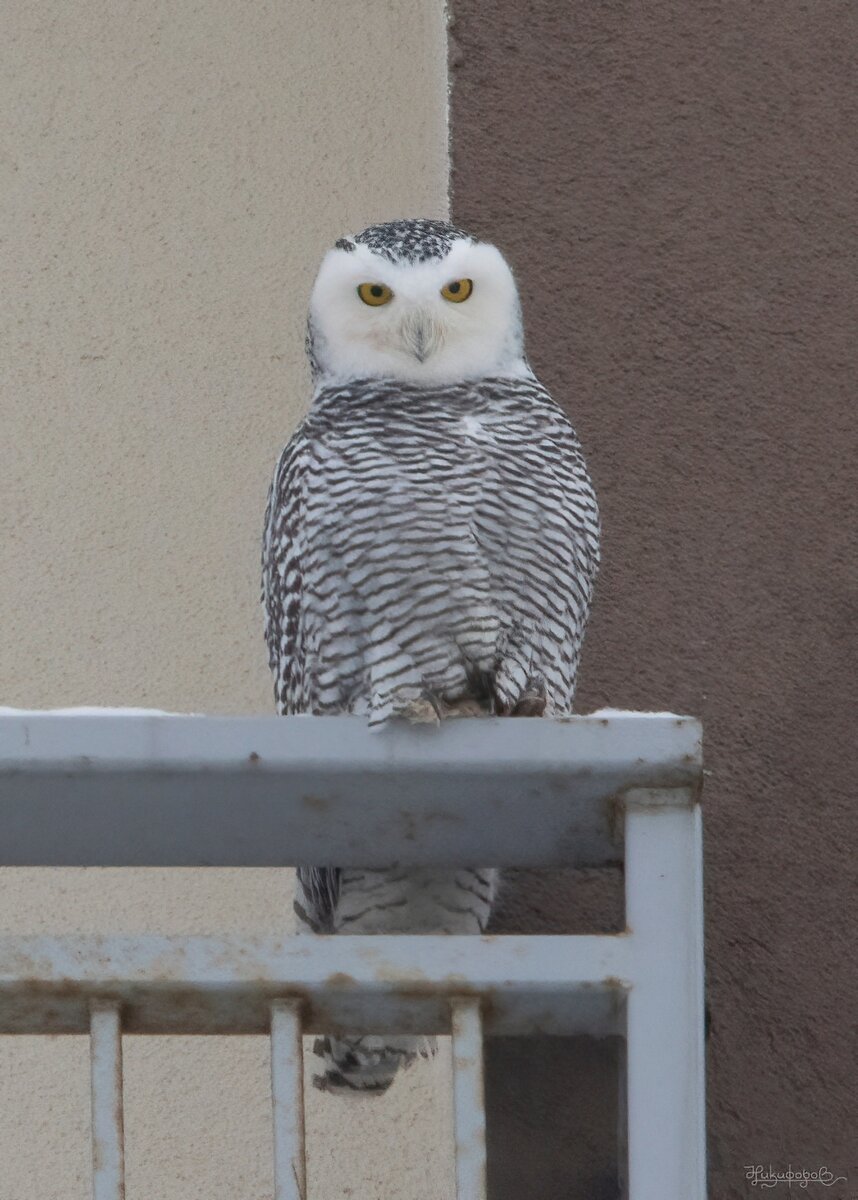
263;423;344;932
262;425;311;714
536;398;601;581
471;388;600;713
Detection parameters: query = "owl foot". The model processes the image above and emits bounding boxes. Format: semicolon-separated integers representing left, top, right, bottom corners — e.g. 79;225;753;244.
393;695;441;726
442;697;489;719
512;691;547;717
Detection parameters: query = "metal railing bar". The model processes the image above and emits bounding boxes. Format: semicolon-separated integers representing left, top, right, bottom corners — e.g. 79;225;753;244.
623;800;706;1199
0;712;702;868
451;997;487;1200
90;1001;125;1200
0;934;631;1037
271;1000;307;1200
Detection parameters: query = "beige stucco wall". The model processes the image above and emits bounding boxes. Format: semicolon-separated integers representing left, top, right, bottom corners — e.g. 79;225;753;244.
0;2;451;1196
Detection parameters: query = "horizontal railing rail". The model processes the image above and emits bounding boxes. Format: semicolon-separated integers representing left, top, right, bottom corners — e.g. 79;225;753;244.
0;933;629;1037
0;710;700;866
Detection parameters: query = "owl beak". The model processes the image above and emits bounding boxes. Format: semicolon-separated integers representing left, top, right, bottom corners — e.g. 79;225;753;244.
401;311;442;363
413;326;429;363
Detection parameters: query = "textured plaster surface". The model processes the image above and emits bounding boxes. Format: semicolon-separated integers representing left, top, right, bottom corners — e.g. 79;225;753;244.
451;1;857;1195
0;2;453;1197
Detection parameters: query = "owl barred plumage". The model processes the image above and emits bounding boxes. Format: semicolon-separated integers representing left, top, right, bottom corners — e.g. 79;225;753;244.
262;219;600;1091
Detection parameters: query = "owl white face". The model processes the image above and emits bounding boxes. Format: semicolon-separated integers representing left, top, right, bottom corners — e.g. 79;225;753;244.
307;238;527;386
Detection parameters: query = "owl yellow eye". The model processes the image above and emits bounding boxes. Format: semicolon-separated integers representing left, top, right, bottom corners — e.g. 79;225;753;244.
440;278;473;303
357;282;393;306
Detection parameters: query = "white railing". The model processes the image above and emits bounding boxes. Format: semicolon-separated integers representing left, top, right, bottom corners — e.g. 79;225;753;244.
0;710;706;1199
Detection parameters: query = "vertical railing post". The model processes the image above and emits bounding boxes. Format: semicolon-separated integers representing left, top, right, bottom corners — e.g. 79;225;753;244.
450;997;487;1200
271;1000;307;1200
623;792;706;1200
90;1000;125;1200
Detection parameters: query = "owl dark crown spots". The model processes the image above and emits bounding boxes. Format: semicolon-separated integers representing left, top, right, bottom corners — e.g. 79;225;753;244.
346;218;475;264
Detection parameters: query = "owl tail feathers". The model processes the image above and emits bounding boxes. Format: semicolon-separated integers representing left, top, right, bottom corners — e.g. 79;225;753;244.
311;1034;436;1095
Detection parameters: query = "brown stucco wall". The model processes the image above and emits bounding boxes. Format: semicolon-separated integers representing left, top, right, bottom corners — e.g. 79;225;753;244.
450;2;857;1196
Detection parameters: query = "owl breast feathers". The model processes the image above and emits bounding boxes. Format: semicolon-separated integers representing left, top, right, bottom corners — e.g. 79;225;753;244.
262;374;599;726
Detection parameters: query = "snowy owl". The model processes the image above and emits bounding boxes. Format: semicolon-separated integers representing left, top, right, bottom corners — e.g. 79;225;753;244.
262;218;600;1091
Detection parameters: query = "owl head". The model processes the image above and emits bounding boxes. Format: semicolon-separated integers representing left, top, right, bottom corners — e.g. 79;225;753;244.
305;219;527;386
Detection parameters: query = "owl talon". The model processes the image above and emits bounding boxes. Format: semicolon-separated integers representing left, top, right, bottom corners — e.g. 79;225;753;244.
393;696;441;726
512;691;547;717
443;697;488;719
